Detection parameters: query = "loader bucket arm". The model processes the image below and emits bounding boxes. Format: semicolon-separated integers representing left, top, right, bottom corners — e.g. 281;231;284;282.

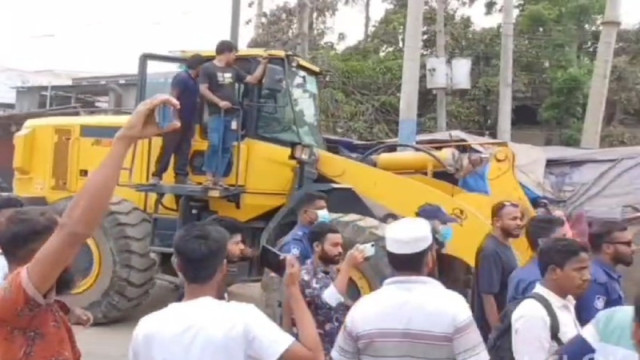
317;149;533;267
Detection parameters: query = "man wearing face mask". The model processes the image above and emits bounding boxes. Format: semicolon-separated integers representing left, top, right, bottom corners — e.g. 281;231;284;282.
417;204;458;249
283;222;366;355
278;192;330;265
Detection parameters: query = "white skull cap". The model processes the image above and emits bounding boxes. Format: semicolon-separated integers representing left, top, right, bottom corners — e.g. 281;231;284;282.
385;217;433;254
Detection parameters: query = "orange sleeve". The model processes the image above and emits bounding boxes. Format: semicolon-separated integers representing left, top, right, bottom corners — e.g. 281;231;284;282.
0;267;51;326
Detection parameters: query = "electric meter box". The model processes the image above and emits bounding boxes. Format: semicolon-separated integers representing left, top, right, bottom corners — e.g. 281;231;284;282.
451;57;472;90
425;57;448;90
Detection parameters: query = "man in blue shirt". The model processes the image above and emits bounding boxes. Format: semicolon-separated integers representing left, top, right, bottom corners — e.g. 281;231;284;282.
151;54;206;185
575;220;634;325
278;192;329;265
507;214;566;303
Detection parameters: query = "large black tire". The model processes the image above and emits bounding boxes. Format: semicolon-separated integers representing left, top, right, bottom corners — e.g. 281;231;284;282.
53;197;157;324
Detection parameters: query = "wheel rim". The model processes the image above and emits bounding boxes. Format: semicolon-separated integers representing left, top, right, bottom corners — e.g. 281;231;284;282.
346;268;372;300
71;237;102;295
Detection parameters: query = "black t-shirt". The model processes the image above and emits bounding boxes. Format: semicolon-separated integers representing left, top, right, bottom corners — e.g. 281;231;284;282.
198;61;248;116
471;234;519;342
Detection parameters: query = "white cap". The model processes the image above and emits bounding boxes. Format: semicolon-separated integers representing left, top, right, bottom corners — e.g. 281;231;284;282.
385;217;433;254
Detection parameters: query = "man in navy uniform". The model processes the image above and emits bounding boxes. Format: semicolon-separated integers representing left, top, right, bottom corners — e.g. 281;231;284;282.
277;192;330;264
575;221;634;325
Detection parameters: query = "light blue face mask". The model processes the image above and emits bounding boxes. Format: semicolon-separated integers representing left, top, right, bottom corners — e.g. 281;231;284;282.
438;226;454;245
316;208;331;223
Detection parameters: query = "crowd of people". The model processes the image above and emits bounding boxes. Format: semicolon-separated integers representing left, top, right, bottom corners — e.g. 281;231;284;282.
0;40;639;360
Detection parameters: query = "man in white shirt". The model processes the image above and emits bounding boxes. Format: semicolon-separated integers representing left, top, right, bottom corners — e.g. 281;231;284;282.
331;217;488;360
511;237;591;360
129;221;324;360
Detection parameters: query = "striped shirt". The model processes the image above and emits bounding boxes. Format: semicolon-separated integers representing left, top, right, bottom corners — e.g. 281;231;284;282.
330;276;488;360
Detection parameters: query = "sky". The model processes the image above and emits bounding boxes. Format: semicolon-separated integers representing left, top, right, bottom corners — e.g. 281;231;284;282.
0;0;639;74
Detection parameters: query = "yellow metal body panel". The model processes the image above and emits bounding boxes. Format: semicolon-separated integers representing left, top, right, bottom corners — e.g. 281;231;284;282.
376;145;535;265
14;115;298;224
318;150;495;267
403;174;466;195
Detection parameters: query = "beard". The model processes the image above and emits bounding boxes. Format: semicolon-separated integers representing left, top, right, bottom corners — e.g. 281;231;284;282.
55;268;77;295
319;249;341;265
501;228;521;239
614;252;634;267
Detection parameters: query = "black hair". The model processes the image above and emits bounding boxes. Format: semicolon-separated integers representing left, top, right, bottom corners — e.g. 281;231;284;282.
308;222;340;247
215;40;237;55
185;54;206;70
205;216;244;237
538;237;589;276
525;215;565;251
296;192;328;213
173;221;229;285
387;247;431;273
0;195;24;211
588;220;628;253
491;200;520;219
0;207;58;265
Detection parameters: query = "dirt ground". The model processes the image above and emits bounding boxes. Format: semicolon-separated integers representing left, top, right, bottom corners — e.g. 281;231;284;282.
75;280;263;360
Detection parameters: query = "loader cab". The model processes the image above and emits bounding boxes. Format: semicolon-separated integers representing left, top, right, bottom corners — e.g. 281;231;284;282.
136;51;325;151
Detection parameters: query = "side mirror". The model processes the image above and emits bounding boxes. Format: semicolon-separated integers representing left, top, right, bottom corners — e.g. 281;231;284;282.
263;64;285;93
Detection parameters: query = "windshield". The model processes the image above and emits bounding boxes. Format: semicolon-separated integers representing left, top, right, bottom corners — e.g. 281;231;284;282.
257;64;324;149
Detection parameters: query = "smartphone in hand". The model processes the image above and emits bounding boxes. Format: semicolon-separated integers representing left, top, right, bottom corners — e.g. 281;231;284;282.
358;242;375;258
259;245;287;277
155;104;175;130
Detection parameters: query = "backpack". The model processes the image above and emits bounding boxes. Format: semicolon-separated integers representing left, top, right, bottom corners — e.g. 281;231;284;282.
487;293;564;360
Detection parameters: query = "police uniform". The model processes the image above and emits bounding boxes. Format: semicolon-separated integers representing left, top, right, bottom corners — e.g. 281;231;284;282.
278;225;313;264
575;258;624;326
296;260;349;355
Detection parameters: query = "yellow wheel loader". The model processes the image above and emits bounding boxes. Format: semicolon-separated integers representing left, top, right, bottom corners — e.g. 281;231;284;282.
11;50;534;324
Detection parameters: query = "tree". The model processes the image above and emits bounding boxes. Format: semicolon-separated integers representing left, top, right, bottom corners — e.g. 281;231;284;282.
249;0;640;146
248;0;340;51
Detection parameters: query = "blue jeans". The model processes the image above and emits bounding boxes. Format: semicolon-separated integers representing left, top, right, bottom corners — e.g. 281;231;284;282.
204;115;237;178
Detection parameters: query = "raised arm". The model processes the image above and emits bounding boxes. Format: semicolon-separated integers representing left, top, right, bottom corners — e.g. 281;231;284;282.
243;57;268;85
27;95;180;296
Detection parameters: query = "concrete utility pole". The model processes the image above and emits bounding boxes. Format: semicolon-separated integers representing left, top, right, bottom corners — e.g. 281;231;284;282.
254;0;264;35
231;0;241;45
496;0;514;141
297;0;311;57
435;0;447;132
398;0;424;145
581;0;622;149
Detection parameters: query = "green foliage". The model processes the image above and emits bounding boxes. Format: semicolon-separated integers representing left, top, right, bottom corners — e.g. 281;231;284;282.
250;0;640;146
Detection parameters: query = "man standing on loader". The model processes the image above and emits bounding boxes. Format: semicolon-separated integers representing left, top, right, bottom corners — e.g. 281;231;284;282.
151;54;207;185
199;40;268;187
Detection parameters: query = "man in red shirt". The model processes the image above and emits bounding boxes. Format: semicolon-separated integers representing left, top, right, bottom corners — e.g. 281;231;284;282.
0;94;180;360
